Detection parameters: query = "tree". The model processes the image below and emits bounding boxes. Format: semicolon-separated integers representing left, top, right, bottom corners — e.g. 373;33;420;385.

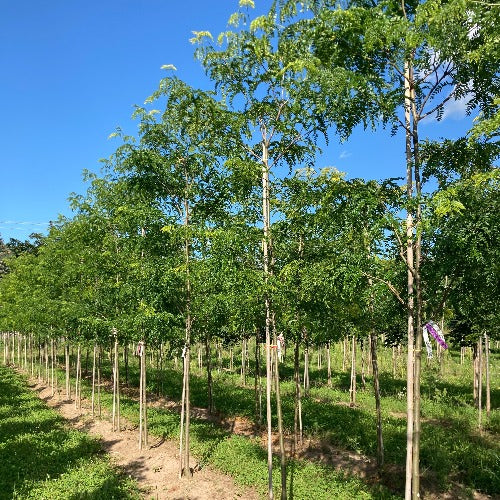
106;74;236;477
283;0;499;495
192;2;335;495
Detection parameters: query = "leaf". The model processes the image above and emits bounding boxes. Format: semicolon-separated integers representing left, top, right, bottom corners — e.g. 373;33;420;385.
189;31;213;44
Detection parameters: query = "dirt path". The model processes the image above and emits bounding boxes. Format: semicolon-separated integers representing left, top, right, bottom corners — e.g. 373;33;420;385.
28;378;259;500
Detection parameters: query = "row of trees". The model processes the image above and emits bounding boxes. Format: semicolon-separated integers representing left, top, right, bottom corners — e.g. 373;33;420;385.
1;0;498;498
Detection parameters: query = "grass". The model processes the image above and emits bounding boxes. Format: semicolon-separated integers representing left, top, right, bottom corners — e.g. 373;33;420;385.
5;340;500;498
0;365;139;500
106;345;498;496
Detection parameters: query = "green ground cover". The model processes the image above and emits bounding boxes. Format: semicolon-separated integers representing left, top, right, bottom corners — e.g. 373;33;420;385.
0;365;139;500
66;344;498;498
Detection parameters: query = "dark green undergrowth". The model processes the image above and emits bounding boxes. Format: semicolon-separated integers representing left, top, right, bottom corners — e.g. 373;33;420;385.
0;365;139;500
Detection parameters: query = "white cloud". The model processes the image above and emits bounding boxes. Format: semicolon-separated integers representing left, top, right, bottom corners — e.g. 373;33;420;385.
339;150;352;159
441;95;470;120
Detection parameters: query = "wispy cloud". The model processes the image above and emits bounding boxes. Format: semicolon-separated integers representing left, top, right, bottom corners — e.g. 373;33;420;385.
339;150;352;159
441;95;470;120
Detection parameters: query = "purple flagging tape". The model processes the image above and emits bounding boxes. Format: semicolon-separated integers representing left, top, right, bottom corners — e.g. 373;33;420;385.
425;321;448;350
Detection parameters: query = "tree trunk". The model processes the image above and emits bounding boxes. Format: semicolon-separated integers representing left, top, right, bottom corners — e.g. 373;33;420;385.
473;344;479;406
30;334;34;376
478;336;483;431
179;190;192;478
139;341;148;450
303;338;310;397
273;341;287;500
411;77;424;496
361;339;366;390
485;334;490;419
51;339;55;396
179;349;187;478
206;335;213;414
327;341;332;388
293;339;303;451
75;344;81;410
97;345;102;417
371;332;384;472
112;334;120;432
45;342;49;384
92;343;97;417
65;341;71;399
349;335;357;406
342;336;348;372
403;56;418;500
255;333;262;427
241;338;247;385
262;139;274;500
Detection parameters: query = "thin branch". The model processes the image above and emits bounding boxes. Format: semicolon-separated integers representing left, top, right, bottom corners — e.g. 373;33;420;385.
419;92;455;122
362;272;406;306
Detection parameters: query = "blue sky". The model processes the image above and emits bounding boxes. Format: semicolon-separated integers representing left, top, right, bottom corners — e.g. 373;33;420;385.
0;0;474;242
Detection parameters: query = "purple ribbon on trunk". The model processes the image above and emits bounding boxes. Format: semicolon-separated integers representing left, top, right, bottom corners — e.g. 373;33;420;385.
425;321;448;350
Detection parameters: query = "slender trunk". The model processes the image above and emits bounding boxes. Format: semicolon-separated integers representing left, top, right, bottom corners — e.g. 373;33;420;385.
478;336;483;431
342;336;348;372
75;344;81;410
273;342;286;500
473;344;479;406
139;341;148;449
303;338;310;397
349;335;357;406
361;339;366;390
112;334;120;432
327;341;332;388
139;342;144;450
65;341;71;399
411;71;423;497
92;344;97;417
371;332;384;472
51;339;55;396
404;58;416;500
179;351;187;478
262;139;274;500
255;332;262;427
241;338;246;385
293;340;303;451
97;346;102;417
124;344;129;387
45;342;49;383
180;188;192;478
206;335;213;414
24;335;27;371
30;334;34;376
485;334;490;418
